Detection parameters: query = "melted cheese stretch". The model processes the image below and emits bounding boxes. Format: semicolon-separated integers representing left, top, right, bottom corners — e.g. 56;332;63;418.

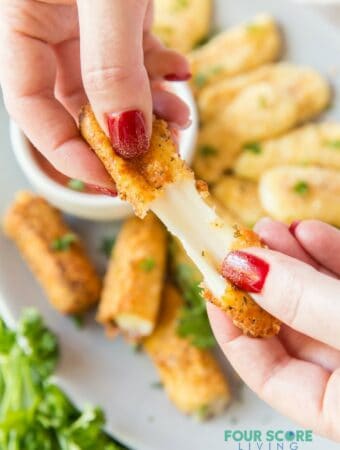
152;179;232;299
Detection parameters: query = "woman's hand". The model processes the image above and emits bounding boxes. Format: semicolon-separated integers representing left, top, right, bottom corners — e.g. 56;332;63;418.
208;219;340;441
0;0;190;189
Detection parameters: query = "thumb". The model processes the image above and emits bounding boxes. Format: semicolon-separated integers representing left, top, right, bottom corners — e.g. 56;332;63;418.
222;248;340;350
77;0;151;158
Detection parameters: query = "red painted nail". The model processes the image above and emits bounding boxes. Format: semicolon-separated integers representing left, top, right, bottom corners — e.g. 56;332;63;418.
289;220;301;236
221;251;269;293
107;110;149;159
164;72;192;81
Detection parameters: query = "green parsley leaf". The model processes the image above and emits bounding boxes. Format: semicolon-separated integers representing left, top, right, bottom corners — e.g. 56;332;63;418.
100;237;116;258
293;180;309;195
243;142;262;154
195;404;210;421
326;139;340;149
199;145;218;157
67;179;85;191
193;72;207;88
51;233;77;251
139;257;156;272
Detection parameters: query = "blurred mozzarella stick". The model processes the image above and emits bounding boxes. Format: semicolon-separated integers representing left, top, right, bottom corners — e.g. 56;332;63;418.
144;283;230;419
80;105;280;338
212;176;265;227
153;0;212;53
235;123;340;181
3;192;101;314
259;166;340;226
189;14;281;95
194;64;331;182
97;213;167;339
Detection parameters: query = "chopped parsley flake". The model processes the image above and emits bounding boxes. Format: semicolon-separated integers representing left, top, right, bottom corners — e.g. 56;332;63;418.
196;404;209;421
326;139;340;149
100;236;116;258
67;179;85;191
243;142;262;154
194;65;223;87
258;95;268;108
51;233;77;251
199;145;218;157
293;180;309;195
71;314;84;329
194;72;207;88
150;381;163;389
139;258;156;272
173;0;189;11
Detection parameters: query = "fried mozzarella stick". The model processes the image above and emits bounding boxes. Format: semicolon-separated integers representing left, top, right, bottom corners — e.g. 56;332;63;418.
189;14;281;95
153;0;212;53
259;166;340;226
194;64;331;182
234;122;340;181
144;283;230;418
212;176;265;228
97;213;167;339
79;106;280;337
3;192;101;314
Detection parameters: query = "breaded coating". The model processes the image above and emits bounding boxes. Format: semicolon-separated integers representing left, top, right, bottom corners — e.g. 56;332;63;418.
153;0;212;53
79;105;192;218
212;176;265;227
3;192;101;314
189;14;281;96
235;123;340;181
259;166;340;226
97;213;167;339
144;283;230;418
194;64;330;182
204;227;281;338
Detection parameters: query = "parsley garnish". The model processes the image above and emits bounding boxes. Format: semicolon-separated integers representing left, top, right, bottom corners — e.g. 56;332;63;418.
71;314;84;329
150;381;163;389
326;139;340;149
67;179;85;191
139;258;156;272
100;236;116;258
243;142;262;154
293;180;309;195
196;404;209;421
51;233;77;251
194;66;223;87
199;145;218;157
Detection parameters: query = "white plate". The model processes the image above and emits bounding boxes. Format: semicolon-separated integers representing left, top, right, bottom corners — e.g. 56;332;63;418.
1;1;340;449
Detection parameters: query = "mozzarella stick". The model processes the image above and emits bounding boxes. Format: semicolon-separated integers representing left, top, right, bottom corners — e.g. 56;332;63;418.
3;192;101;314
189;14;281;96
259;166;340;226
212;176;265;227
144;283;230;418
97;213;167;339
79;105;280;337
234;123;340;181
153;0;212;53
194;64;330;182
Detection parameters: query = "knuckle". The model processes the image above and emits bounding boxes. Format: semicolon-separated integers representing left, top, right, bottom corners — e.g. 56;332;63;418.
83;65;142;94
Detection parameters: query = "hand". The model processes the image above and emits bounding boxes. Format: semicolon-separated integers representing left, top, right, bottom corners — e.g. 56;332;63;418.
0;0;190;189
208;219;340;441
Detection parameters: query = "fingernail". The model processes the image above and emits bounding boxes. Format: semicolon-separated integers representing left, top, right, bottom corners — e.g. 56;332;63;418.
107;110;149;159
221;251;269;293
289;220;301;236
89;184;118;197
164;72;192;81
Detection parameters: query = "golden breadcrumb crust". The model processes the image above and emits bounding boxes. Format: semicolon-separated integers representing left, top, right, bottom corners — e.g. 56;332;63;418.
204;227;281;338
79;105;193;218
97;213;167;338
144;283;230;417
3;192;101;314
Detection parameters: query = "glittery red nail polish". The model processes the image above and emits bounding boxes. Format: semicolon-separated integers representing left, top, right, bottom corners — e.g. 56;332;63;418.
107;110;149;159
289;221;301;236
164;73;192;81
221;251;269;293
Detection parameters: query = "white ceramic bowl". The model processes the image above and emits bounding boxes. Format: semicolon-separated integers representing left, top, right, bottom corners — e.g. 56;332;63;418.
10;82;198;221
